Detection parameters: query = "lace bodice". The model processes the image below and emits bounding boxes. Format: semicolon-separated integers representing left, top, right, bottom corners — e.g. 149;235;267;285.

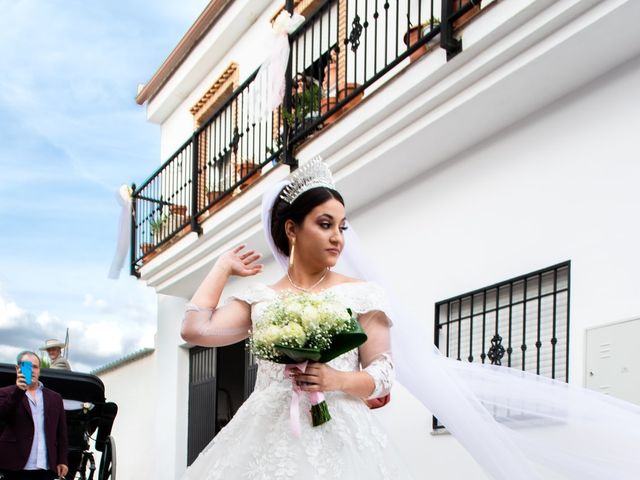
226;281;392;322
226;282;393;397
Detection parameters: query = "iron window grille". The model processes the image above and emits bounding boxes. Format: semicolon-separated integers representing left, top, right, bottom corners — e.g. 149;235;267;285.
433;261;571;429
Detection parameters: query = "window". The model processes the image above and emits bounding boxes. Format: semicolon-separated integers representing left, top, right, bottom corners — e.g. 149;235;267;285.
433;262;571;429
435;262;570;377
190;63;241;210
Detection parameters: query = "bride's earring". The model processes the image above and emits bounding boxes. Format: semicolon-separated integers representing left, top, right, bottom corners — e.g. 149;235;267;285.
289;239;295;269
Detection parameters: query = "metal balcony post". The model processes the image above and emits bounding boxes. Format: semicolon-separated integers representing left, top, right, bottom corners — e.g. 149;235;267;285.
441;0;462;60
283;0;298;169
190;132;203;236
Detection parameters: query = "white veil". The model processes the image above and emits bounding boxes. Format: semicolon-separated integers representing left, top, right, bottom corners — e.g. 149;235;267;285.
261;178;640;479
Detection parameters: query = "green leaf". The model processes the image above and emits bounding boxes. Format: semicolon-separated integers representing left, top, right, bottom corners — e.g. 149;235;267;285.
273;320;368;364
318;329;368;363
274;345;322;363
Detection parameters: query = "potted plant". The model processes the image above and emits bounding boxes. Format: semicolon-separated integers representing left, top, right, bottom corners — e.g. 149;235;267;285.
403;17;440;63
235;161;261;191
166;204;190;235
169;204;187;217
205;185;233;215
149;214;168;243
282;73;322;133
319;50;363;125
140;212;166;256
453;1;482;29
140;243;155;255
206;185;219;205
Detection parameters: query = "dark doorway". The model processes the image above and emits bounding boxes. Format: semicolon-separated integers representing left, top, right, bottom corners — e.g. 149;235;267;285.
214;341;245;433
187;341;257;466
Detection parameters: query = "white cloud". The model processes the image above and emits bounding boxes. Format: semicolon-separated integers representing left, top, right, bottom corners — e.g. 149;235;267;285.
83;294;108;311
35;311;57;329
0;288;156;372
83;322;125;357
0;0;207;373
0;296;25;328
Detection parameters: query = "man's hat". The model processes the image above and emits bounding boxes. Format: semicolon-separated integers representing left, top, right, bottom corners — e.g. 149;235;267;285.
39;339;65;350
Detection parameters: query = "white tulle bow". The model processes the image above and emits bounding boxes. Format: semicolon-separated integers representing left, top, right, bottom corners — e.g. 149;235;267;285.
250;11;305;122
108;184;133;279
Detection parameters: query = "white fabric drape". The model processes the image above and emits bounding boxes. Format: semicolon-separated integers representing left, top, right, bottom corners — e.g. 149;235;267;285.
108;184;133;279
249;12;305;123
261;178;640;480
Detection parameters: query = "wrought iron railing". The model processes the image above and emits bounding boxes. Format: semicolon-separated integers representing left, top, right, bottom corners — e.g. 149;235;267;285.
433;261;571;429
284;0;443;146
131;69;285;272
131;0;485;275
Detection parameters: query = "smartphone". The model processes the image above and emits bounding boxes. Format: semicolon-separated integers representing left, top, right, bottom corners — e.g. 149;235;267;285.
19;360;32;386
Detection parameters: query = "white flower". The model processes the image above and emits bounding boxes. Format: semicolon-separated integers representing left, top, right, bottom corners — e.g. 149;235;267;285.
250;291;356;361
301;305;319;329
328;302;350;320
282;322;306;346
284;301;303;319
255;324;284;345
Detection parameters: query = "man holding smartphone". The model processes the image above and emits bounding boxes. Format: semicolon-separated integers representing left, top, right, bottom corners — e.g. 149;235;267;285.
0;351;68;480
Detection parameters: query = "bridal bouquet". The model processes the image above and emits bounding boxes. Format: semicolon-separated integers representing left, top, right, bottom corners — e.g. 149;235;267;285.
249;291;367;429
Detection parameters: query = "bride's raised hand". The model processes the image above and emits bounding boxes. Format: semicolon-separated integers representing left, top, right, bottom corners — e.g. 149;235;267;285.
216;244;263;277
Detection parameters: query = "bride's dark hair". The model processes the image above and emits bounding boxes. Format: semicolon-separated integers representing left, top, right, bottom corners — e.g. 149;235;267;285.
270;186;344;256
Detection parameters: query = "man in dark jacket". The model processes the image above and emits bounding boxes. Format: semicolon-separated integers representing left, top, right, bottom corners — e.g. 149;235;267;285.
0;351;68;480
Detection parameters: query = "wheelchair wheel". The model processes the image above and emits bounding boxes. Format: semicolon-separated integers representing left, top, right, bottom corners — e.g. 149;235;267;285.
98;435;116;480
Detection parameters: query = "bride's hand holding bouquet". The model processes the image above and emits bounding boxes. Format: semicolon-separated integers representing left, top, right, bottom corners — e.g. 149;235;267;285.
289;362;345;393
249;291;367;430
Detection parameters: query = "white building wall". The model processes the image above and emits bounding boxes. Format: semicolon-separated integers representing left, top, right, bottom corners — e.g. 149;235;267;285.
135;1;640;478
355;52;640;479
157;0;280;160
97;353;156;480
154;294;190;478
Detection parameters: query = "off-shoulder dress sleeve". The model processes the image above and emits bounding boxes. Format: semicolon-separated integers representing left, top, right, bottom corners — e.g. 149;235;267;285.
222;283;275;306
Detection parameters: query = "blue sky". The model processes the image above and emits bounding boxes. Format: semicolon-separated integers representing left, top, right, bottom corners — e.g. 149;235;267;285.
0;0;209;371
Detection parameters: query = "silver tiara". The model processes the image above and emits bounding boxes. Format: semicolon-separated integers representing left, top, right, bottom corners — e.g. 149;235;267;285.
280;157;335;204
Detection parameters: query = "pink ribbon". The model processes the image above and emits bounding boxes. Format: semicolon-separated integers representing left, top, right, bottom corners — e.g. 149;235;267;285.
284;362;325;437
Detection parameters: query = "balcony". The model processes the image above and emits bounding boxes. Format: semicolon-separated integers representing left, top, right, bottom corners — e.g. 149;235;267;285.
130;0;485;275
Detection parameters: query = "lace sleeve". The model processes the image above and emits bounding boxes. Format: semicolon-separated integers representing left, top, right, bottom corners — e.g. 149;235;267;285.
335;282;395;398
358;306;394;399
363;353;394;399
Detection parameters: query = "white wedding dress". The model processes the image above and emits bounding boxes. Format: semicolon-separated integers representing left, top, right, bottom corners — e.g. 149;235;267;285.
181;282;411;480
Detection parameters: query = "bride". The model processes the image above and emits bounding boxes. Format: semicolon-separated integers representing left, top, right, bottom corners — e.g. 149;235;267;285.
180;159;640;480
180;160;406;479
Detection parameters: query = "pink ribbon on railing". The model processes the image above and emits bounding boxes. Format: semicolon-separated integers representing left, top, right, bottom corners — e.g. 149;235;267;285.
284;362;325;437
